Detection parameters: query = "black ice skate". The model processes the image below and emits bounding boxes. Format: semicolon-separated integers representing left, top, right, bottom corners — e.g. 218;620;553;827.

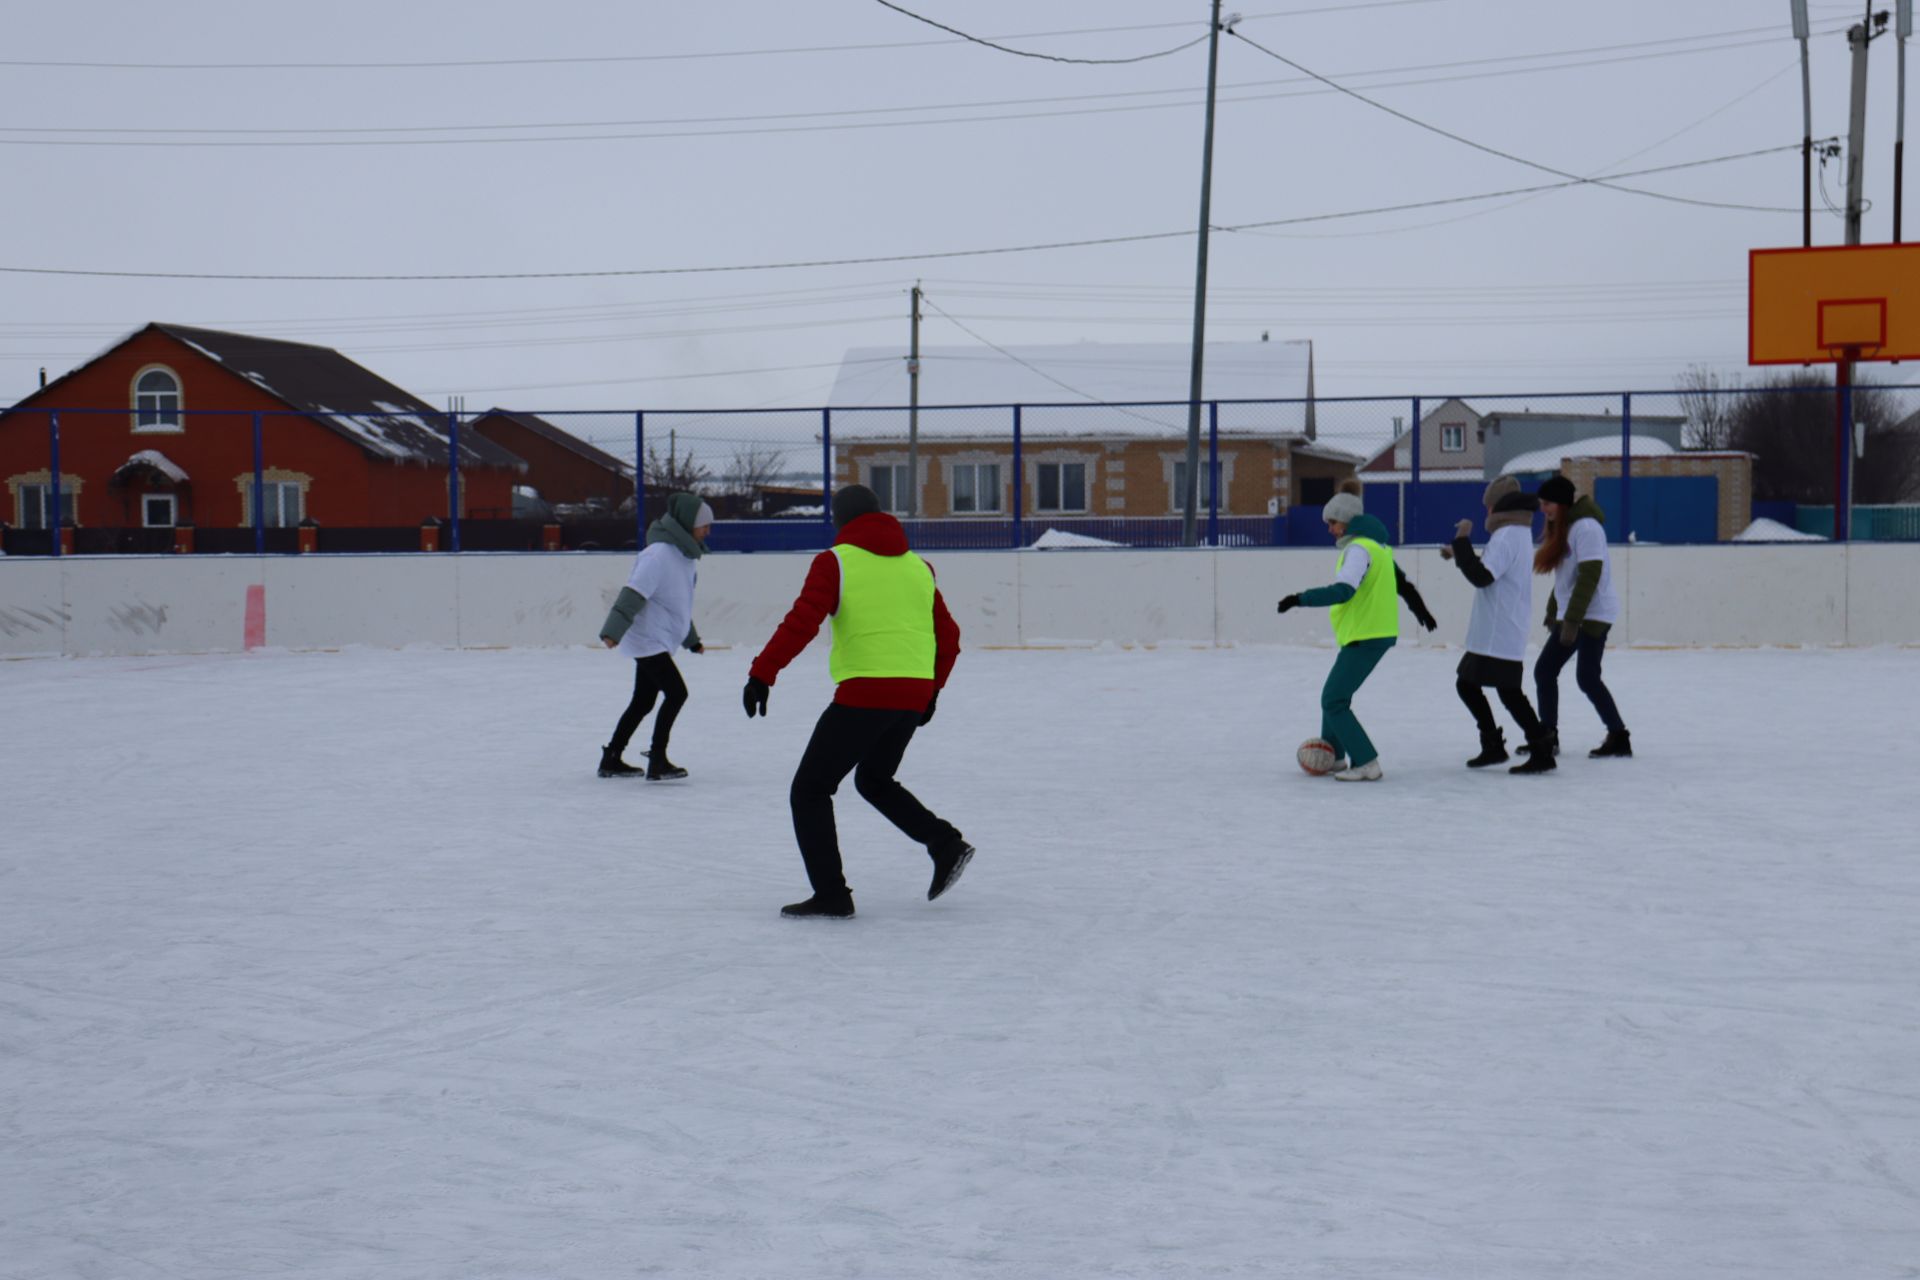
927;837;976;901
1589;730;1633;758
781;894;856;919
598;746;642;778
1466;729;1508;769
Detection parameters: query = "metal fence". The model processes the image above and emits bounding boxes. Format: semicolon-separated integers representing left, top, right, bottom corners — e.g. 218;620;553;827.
4;383;1918;557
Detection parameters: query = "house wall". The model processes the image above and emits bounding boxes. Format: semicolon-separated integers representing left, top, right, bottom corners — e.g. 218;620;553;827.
835;438;1333;517
0;330;513;529
469;415;629;508
7;545;1917;658
1381;399;1485;472
1561;454;1753;542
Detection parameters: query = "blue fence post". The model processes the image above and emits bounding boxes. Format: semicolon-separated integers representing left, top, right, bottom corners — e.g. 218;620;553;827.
1620;392;1633;543
48;411;62;558
446;410;462;552
252;412;265;554
821;409;834;540
634;411;646;548
1011;404;1024;549
1408;397;1421;543
1207;401;1220;548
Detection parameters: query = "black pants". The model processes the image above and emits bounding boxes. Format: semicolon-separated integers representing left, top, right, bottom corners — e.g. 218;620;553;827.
1534;624;1627;735
790;703;961;899
608;653;687;756
1455;654;1544;742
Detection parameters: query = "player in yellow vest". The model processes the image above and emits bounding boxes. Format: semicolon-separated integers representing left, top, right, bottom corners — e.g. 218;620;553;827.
743;485;971;918
1276;490;1410;781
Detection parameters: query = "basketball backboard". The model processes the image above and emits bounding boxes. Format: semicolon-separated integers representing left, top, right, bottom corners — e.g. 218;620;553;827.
1748;243;1920;364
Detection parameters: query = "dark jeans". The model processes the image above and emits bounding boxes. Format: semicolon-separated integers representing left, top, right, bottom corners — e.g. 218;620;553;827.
1320;637;1394;768
1456;652;1542;741
608;653;687;756
791;703;961;899
1534;625;1627;735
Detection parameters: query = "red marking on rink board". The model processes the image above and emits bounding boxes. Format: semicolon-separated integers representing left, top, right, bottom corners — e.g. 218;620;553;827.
244;584;265;650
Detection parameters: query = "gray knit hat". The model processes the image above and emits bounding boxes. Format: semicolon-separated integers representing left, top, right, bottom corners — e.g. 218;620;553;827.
1482;475;1520;511
1322;491;1365;525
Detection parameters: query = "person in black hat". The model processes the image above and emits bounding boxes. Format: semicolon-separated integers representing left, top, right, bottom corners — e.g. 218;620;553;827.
741;484;973;918
1525;473;1631;765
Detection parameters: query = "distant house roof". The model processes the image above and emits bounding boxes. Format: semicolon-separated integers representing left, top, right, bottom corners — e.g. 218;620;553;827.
825;339;1317;439
13;323;525;471
1499;435;1679;475
473;408;632;477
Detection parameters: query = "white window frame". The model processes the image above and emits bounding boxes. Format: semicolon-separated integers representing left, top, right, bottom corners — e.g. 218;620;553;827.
1169;458;1232;512
866;462;911;513
20;483;52;530
1033;459;1090;514
1439;423;1466;453
947;460;1002;515
261;482;303;528
141;493;178;528
234;470;312;527
131;365;184;435
11;473;83;528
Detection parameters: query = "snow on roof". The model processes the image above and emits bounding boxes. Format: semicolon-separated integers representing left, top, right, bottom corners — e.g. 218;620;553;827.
1733;517;1825;543
1499;435;1677;476
117;449;189;484
1360;469;1487;485
1031;528;1125;550
826;341;1314;440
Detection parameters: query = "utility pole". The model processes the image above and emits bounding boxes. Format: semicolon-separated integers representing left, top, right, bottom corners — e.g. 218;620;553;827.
1899;0;1912;241
1845;8;1875;246
1837;4;1889;542
908;283;921;519
1794;0;1814;246
1181;0;1226;548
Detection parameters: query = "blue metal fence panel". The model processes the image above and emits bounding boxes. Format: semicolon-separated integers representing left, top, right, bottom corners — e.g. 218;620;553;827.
1594;476;1718;544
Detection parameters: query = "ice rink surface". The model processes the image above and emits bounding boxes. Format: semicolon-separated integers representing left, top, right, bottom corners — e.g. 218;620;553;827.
3;642;1918;1279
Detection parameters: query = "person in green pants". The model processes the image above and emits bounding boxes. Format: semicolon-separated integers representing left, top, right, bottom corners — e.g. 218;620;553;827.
1277;490;1405;782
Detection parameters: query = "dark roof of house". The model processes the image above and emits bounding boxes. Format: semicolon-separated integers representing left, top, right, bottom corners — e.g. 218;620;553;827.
148;324;525;469
472;408;632;477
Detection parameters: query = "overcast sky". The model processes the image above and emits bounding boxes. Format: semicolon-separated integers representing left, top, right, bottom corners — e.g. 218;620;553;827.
2;0;1906;429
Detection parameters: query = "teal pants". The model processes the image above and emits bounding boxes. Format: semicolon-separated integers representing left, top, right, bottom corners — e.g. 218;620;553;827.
1320;637;1395;767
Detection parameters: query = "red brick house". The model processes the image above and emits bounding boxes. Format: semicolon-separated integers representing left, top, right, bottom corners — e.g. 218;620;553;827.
468;408;632;511
1;323;524;535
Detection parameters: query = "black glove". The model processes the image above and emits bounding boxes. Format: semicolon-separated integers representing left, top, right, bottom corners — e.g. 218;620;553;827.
1276;594;1302;614
688;642;704;655
742;677;769;718
919;691;939;727
1413;604;1438;633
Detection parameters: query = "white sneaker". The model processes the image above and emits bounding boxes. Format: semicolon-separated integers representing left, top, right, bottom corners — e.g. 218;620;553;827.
1334;758;1383;782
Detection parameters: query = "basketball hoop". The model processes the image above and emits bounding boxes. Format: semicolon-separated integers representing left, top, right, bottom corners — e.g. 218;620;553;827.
1751;244;1920;365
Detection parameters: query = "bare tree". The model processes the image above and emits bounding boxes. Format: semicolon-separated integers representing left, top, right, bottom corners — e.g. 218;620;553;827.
643;440;712;494
1677;364;1741;451
718;443;789;505
1725;372;1918;504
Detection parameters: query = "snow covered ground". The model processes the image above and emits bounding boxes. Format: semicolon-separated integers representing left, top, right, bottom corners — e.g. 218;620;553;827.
4;643;1917;1279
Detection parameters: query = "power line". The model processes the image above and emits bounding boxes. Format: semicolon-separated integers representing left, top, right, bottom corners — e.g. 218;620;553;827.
1226;27;1804;214
0;143;1808;285
869;0;1211;65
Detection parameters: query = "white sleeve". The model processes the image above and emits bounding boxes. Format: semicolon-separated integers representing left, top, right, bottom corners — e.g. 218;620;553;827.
1336;544;1371;591
1568;519;1608;566
1480;530;1521;580
626;546;663;596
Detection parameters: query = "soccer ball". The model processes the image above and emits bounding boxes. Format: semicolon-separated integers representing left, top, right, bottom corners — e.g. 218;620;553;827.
1296;738;1338;776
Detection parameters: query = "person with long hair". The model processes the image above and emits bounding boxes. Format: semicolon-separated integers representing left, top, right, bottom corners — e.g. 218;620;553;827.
1526;474;1631;765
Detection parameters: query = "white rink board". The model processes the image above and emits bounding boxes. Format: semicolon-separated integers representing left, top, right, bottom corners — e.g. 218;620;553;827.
4;544;1916;657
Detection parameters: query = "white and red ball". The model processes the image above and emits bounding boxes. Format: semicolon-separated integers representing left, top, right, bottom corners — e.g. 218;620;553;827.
1296;738;1338;776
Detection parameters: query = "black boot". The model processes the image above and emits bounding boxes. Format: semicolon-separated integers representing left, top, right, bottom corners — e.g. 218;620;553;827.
598;745;641;778
646;753;688;781
1589;730;1633;758
781;894;855;918
1510;735;1559;774
1466;729;1508;769
1516;730;1559;759
927;837;976;901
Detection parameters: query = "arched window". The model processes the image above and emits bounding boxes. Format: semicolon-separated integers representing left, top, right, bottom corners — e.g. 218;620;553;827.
133;367;182;432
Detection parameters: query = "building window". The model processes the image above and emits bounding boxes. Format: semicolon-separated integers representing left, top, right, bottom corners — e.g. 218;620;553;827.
141;494;177;528
260;482;303;527
1170;460;1220;510
1035;462;1087;513
133;367;183;433
949;462;1000;514
1440;423;1466;453
19;483;57;529
868;463;911;513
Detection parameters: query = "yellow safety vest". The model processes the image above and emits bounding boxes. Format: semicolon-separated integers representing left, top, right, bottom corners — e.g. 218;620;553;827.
829;545;937;681
1328;536;1398;646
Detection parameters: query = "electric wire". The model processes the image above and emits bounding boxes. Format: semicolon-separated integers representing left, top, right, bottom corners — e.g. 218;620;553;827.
870;0;1210;65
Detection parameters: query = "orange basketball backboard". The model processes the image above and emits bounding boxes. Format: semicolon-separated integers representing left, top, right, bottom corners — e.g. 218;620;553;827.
1749;243;1920;364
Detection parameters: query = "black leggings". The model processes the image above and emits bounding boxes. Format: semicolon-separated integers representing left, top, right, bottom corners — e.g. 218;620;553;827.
790;703;961;898
608;653;688;756
1534;625;1626;735
1456;680;1543;741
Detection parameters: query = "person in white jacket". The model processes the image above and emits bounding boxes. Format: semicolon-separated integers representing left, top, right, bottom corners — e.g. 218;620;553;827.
1443;476;1553;772
597;492;710;781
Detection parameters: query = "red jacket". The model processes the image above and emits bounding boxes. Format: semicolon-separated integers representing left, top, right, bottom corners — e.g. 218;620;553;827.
749;513;960;711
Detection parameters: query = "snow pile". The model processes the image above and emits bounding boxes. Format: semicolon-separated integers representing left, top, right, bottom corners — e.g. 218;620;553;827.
1031;528;1123;549
1733;517;1825;542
